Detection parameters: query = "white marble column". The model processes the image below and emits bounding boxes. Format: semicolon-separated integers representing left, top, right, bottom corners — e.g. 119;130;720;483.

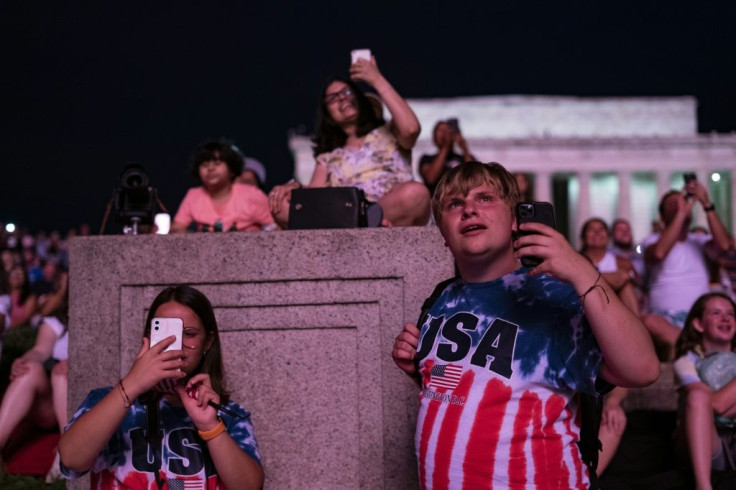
656;170;671;204
575;172;592;249
616;171;632;222
731;171;736;235
534;171;552;204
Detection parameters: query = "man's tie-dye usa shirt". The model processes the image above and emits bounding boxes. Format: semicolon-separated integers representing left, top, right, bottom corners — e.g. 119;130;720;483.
415;267;603;489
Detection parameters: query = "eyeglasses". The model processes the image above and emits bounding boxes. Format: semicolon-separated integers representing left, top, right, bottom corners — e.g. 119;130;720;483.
324;87;353;105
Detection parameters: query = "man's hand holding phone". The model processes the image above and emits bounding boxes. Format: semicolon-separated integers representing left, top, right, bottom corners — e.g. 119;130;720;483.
514;221;594;285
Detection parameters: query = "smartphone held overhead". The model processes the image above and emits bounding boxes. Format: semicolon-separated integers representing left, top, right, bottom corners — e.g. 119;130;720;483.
150;317;183;351
351;49;371;64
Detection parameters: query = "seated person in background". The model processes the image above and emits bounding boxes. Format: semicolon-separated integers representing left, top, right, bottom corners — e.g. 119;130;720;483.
579;218;640;476
611;218;645;280
580;218;640;316
673;292;736;490
268;55;429;228
236;157;267;191
513;172;533;202
171;140;275;233
0;292;68;479
6;265;37;329
59;285;264;489
643;182;730;360
418;119;475;196
21;247;43;284
717;239;736;300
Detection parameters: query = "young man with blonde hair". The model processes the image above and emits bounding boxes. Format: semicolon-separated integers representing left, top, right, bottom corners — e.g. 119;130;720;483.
392;161;659;489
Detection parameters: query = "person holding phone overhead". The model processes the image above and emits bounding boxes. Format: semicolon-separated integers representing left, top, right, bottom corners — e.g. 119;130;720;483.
642;176;730;360
268;52;430;228
58;285;264;490
391;161;659;488
418;118;476;196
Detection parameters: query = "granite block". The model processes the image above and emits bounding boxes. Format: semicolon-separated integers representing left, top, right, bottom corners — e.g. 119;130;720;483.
67;227;454;490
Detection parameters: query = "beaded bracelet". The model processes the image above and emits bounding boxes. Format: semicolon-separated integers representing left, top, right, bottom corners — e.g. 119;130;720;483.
579;271;610;306
198;418;226;441
118;379;132;409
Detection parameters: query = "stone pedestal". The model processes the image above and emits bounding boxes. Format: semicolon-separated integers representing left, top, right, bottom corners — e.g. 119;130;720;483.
67;228;454;490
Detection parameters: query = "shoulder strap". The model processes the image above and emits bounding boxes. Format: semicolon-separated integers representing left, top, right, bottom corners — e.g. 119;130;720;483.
417;277;457;328
411;277;457;382
576;386;611;490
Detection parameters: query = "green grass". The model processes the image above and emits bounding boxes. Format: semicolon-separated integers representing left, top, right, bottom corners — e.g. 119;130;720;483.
0;474;65;489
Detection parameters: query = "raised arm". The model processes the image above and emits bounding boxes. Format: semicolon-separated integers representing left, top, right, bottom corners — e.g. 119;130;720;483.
350;56;420;150
515;222;660;387
419;147;452;186
688;179;731;253
645;191;693;263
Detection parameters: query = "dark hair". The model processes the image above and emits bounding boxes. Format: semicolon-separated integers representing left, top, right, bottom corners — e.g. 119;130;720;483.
658;190;680;220
611;218;630;230
312;77;385;157
10;265;34;305
579;218;609;253
188;139;244;184
675;292;736;359
143;285;230;403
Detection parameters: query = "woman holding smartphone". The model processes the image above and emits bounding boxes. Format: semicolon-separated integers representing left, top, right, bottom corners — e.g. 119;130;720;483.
59;285;264;489
269;54;430;228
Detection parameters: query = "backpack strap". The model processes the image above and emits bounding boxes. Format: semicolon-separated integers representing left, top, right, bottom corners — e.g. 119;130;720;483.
411;277;457;385
577;377;615;490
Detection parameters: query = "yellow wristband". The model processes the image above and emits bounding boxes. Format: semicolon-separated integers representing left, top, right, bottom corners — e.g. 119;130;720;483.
198;419;226;441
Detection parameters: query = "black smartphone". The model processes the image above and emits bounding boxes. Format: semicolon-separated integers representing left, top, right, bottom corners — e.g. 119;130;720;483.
515;201;556;268
684;172;697;184
446;118;460;133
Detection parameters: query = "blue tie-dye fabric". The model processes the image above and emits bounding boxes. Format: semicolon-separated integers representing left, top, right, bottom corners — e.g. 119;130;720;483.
422;267;602;395
61;387;260;486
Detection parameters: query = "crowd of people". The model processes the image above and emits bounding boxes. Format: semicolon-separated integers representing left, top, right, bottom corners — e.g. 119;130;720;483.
0;53;735;488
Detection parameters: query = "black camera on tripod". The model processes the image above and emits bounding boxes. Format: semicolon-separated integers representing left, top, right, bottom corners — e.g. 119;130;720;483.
111;164;157;234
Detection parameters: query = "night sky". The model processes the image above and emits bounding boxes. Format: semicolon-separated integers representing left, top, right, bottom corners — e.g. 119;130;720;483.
2;2;735;234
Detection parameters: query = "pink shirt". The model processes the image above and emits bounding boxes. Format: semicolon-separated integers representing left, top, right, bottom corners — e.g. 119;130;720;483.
174;183;274;231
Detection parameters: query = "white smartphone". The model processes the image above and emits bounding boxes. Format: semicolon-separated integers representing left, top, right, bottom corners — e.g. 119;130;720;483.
351;49;371;64
154;213;170;235
150;317;183;351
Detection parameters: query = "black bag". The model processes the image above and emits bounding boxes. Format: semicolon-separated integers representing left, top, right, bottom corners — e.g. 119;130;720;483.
289;187;382;229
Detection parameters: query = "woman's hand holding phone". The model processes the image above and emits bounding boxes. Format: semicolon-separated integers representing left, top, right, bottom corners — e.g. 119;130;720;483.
122;336;186;400
349;55;382;87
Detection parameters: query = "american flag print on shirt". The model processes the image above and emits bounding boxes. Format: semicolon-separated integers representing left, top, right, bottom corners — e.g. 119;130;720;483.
167;477;204;490
414;268;603;489
429;364;463;390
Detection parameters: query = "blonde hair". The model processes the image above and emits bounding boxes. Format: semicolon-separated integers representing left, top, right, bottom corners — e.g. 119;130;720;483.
431;161;520;226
